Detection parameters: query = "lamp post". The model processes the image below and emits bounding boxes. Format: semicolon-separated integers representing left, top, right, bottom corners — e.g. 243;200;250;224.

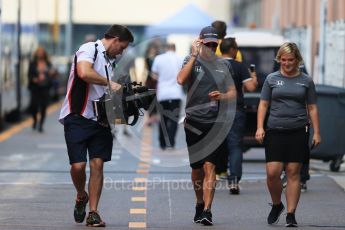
15;0;22;119
319;0;327;84
65;0;73;57
0;0;3;128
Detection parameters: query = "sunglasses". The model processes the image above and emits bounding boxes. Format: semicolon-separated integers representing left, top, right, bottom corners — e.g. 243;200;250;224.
204;43;218;48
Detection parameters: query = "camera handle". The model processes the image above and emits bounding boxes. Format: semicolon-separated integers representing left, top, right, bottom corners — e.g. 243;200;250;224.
104;65;113;97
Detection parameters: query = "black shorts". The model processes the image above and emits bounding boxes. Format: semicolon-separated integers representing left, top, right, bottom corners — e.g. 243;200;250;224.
264;127;310;163
184;119;228;169
64;114;113;164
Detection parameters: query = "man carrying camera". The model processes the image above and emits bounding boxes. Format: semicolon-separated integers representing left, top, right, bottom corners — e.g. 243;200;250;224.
59;24;134;227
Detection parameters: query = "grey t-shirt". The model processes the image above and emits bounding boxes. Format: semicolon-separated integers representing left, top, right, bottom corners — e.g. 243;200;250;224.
182;55;233;123
260;71;317;130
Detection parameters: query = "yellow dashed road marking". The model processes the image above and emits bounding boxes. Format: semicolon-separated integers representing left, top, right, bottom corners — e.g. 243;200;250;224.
129;123;152;228
134;178;147;182
132;186;147;191
136;169;149;174
131;197;147;202
129;222;146;228
130;209;147;214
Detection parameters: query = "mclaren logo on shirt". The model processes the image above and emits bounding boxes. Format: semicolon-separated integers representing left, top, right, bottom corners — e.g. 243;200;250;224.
215;70;225;73
296;82;306;86
194;66;202;72
276;80;284;86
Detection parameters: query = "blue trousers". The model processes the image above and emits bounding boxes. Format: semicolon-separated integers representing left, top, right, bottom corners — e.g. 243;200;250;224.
158;99;181;149
227;109;246;183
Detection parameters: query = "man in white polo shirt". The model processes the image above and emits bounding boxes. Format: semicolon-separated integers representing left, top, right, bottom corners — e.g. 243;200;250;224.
59;24;134;227
151;43;184;150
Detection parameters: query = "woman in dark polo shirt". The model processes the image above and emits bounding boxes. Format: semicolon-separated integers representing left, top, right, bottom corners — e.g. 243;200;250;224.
255;42;321;227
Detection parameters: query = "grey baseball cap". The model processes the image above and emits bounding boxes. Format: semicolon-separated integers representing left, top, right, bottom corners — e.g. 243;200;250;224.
199;26;219;44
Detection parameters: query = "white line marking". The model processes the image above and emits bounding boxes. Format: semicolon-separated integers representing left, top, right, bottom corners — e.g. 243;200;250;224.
167;179;172;222
36;144;66;149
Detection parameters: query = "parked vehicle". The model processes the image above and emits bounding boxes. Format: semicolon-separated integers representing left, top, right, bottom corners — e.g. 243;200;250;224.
228;30;287;151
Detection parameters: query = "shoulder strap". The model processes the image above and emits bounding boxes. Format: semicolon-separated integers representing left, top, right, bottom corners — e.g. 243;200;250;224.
93;43;98;62
74;54;78;78
74;43;98;78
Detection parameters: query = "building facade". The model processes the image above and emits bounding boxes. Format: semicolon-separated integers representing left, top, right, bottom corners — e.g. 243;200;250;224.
231;0;345;87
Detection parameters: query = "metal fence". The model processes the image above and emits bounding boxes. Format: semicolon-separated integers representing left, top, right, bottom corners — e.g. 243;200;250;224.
284;22;345;88
283;26;313;76
325;20;345;88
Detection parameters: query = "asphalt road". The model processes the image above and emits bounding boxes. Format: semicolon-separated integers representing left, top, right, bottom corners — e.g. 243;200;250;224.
0;109;345;230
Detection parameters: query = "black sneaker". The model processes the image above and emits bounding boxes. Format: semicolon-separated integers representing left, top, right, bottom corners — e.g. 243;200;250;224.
285;212;298;227
200;209;213;226
267;202;285;225
193;203;204;223
74;193;89;223
300;182;307;193
229;183;240;195
86;211;106;227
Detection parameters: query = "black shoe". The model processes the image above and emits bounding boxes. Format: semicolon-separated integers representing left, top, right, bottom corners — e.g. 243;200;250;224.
200;209;213;226
285;212;298;227
86;211;106;227
74;193;89;223
267;202;285;225
229;183;240;195
193;203;204;223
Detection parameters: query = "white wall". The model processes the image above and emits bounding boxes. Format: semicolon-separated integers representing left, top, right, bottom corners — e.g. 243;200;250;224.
325;20;345;87
2;0;230;25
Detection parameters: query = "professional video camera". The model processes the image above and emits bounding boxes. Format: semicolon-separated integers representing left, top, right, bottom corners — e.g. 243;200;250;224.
92;80;156;127
121;81;156;125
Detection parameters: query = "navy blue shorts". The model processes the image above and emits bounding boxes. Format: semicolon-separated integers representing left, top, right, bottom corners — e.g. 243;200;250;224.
64;114;113;164
184;119;228;169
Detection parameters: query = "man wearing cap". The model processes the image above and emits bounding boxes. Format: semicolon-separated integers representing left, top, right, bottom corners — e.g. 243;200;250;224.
177;26;236;226
211;20;243;62
59;24;134;227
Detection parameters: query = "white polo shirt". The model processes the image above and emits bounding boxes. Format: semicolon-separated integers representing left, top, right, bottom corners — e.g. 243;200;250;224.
151;51;184;102
59;40;115;124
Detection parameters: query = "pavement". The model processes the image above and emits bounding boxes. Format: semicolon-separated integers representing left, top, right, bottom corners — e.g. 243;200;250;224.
0;105;345;229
